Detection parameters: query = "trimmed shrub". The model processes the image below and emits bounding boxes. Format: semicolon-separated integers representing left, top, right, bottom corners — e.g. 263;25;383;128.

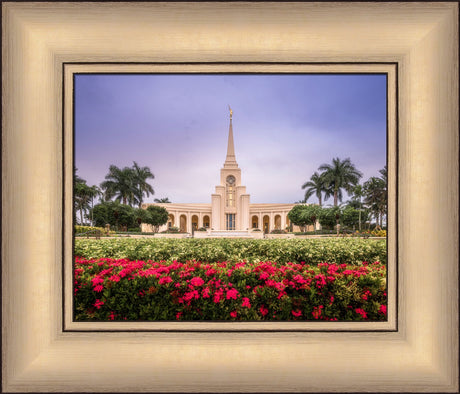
74;238;387;265
75;225;115;236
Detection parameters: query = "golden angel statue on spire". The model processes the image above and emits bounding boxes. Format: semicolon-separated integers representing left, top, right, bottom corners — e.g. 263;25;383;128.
228;105;233;119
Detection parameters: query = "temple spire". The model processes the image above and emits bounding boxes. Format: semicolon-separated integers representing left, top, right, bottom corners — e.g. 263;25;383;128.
224;106;238;168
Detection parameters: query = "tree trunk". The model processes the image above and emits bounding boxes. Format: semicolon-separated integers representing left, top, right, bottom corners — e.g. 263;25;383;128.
333;190;338;206
80;209;83;226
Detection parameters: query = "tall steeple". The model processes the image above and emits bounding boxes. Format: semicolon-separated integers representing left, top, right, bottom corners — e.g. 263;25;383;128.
224;106;238;168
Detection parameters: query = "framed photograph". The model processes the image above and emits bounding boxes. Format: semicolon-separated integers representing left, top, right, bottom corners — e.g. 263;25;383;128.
2;2;458;392
66;64;396;331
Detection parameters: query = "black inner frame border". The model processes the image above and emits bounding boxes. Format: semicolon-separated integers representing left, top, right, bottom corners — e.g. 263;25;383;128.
62;61;398;333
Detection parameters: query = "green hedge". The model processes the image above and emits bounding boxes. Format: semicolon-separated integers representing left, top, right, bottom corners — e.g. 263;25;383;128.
75;225;115;236
74;238;387;265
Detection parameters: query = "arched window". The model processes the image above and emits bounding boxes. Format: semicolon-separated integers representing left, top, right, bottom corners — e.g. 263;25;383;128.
168;214;174;228
274;215;281;230
191;215;198;230
203;215;210;228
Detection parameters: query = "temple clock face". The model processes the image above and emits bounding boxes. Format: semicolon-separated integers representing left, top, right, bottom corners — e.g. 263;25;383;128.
226;175;235;185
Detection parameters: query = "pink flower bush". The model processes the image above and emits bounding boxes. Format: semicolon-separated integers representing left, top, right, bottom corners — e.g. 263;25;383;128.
159;276;173;285
74;257;387;322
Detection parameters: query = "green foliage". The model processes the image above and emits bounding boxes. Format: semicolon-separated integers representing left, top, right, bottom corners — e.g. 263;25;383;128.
100;162;154;207
318;206;342;229
154;197;171;203
270;229;286;234
92;201;135;229
364;172;387;226
74;169;101;225
318;157;363;206
75;225;115;236
301;171;330;206
288;204;320;229
145;205;169;231
74;237;387;265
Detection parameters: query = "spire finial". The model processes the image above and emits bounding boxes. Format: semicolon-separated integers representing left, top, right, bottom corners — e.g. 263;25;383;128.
224;105;238;168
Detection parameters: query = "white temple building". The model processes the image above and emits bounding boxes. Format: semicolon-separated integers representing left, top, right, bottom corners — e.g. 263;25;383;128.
142;110;310;236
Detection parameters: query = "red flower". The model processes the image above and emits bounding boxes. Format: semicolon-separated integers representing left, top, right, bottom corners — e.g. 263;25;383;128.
213;289;223;303
176;312;183;320
93;285;104;292
184;290;200;302
159;276;173;285
241;297;251;308
259;272;269;280
378;305;387;315
226;288;239;300
259;305;268;316
291;309;302;317
190;277;205;287
93;299;104;309
230;310;237;318
312;305;323;319
91;276;104;286
355;308;368;319
201;287;211;298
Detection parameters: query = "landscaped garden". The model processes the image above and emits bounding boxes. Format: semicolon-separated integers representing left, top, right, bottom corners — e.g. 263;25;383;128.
74;238;387;322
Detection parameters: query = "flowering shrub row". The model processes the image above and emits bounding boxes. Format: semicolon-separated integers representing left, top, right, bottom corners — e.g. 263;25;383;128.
74;238;386;265
74;257;387;321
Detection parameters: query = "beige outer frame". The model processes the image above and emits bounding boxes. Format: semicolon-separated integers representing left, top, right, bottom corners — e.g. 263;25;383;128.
2;2;458;392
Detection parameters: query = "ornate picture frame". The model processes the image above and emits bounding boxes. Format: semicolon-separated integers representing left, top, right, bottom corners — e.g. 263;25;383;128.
2;2;458;392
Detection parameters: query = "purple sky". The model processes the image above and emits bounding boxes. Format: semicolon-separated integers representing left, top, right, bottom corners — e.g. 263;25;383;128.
75;74;386;204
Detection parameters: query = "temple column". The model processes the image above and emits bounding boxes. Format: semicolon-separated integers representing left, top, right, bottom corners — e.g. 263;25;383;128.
281;212;286;230
186;212;192;233
240;194;250;230
211;194;221;230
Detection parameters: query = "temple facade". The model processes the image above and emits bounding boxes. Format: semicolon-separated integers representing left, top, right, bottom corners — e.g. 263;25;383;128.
142;111;309;235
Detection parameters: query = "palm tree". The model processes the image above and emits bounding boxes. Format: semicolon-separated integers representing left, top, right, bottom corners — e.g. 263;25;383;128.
319;157;363;206
379;165;387;184
363;176;386;227
301;172;330;206
75;181;90;225
154;197;171;203
75;182;100;225
132;161;155;207
87;185;101;226
351;184;364;231
100;165;138;206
